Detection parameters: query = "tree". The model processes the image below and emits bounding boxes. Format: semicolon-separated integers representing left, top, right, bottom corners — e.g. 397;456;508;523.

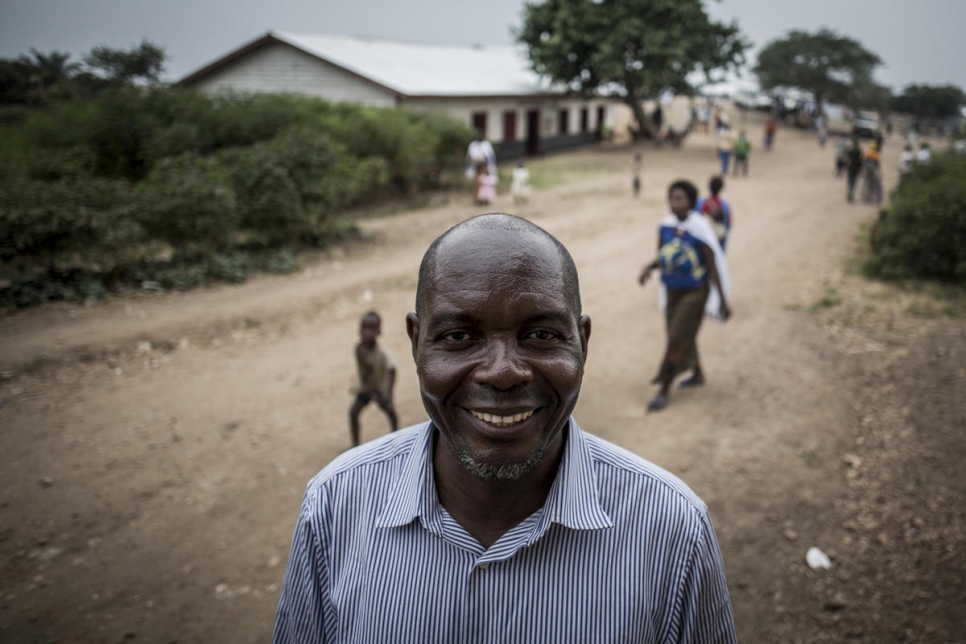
517;0;748;139
891;84;966;120
754;29;881;113
83;39;166;86
1;41;168;107
851;81;892;114
0;49;79;106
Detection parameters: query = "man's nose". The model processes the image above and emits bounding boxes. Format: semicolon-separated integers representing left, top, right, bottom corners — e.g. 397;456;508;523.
472;339;533;390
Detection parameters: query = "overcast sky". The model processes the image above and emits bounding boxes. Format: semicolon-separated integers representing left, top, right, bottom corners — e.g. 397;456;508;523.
1;0;963;92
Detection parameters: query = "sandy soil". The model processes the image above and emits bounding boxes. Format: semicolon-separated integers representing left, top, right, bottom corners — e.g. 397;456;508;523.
1;113;963;643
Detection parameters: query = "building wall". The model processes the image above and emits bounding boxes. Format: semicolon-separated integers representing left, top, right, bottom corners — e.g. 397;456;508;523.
404;97;612;147
189;42;396;107
187;44;613;158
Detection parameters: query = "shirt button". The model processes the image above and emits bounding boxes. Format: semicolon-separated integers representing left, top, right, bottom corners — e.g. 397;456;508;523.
478;563;490;570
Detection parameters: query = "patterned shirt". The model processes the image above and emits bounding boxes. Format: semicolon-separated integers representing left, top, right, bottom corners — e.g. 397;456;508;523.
273;420;737;643
658;224;708;291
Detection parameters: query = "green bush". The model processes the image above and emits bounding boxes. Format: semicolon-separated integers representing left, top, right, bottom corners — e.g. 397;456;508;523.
866;151;966;282
0;88;474;307
137;153;237;253
222;126;388;247
0;175;144;268
319;106;472;192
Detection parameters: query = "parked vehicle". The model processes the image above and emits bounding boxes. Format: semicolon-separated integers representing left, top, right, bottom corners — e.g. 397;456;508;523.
852;112;880;139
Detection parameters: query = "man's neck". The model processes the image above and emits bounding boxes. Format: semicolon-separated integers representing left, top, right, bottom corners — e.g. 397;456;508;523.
432;430;565;550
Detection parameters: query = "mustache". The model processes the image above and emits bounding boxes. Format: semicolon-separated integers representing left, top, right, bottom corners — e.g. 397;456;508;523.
455;385;543;407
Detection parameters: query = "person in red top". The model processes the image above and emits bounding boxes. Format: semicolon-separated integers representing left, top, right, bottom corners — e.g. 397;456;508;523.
764;117;777;150
696;176;733;251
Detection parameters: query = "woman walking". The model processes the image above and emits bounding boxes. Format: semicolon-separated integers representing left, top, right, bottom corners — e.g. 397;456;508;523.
639;180;731;412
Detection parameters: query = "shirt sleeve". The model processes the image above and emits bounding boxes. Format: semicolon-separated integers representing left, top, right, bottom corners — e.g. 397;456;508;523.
668;510;737;643
272;489;332;643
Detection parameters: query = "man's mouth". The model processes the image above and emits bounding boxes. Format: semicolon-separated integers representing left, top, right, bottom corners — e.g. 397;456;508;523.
469;410;535;427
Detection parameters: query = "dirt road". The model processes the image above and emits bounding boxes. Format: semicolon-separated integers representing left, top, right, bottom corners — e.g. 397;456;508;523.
2;118;963;643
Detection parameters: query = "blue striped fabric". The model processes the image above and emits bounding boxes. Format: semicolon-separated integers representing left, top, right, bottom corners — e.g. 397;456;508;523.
273;420;737;643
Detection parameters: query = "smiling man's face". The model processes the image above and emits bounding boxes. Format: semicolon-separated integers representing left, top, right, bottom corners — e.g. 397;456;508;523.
407;227;590;482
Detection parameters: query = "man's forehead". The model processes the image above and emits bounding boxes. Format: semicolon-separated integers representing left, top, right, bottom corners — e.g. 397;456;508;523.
428;229;563;291
434;227;559;272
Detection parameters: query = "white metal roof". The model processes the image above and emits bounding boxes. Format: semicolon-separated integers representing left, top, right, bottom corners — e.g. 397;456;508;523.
271;31;554;97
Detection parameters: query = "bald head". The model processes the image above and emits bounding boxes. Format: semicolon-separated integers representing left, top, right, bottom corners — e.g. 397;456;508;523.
415;214;581;319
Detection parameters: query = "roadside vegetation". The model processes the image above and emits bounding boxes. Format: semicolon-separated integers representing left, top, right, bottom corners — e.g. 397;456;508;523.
866;150;966;284
0;43;474;308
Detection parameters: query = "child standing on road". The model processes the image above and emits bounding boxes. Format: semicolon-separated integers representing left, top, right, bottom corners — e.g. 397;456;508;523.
511;162;531;205
632;153;642;197
349;311;397;447
732;131;751;177
697;176;733;251
474;163;498;206
764;118;777;150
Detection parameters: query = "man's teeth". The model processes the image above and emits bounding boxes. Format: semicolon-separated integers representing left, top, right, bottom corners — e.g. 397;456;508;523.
470;410;534;426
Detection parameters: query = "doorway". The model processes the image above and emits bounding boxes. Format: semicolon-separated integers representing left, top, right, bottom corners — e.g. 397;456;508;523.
526;109;541;155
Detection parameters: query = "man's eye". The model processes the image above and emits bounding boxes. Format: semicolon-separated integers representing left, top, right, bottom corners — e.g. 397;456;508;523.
526;329;559;342
441;330;472;343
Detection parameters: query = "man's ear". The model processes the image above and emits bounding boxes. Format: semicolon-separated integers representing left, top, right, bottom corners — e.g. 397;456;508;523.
578;314;591;363
406;312;420;359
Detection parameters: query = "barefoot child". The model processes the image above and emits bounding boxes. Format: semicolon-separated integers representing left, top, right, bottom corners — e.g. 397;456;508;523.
511;161;531;205
474;163;498;206
349;311;398;447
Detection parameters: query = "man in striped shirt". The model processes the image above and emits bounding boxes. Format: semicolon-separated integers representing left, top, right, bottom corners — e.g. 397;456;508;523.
274;214;737;643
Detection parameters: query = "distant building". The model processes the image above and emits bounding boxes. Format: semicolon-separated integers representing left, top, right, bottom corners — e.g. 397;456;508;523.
179;31;613;159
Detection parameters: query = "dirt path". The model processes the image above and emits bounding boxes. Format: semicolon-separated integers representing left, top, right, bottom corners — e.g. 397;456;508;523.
2;119;960;643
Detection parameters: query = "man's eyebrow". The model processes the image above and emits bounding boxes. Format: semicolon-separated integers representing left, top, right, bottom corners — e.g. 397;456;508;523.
426;311;574;328
427;312;480;328
522;312;574;327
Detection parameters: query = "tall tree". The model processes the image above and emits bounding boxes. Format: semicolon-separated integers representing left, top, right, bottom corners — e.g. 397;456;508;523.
754;29;881;113
850;81;892;114
517;0;748;139
891;84;966;120
83;39;166;86
0;49;79;105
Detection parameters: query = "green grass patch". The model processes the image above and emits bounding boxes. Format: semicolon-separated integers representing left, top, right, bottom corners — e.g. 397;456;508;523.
807;288;842;314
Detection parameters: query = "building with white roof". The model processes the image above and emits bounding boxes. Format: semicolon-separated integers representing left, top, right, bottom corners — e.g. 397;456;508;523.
180;31;614;158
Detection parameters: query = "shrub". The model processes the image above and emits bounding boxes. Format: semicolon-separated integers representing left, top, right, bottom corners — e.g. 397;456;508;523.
866;152;966;282
224;126;388;247
0;175;144;269
318;105;473;192
0;88;474;306
137;154;237;253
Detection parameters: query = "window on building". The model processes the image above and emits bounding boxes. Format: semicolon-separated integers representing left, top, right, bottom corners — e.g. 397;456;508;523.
580;107;589;133
472;112;487;137
503;111;518;142
558;108;570;135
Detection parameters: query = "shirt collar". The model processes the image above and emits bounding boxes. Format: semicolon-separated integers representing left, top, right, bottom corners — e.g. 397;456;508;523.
375;419;613;533
542;419;614;531
375;422;433;529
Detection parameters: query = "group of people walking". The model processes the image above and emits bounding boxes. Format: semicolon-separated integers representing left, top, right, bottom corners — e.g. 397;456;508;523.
715;127;752;176
837;133;932;205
